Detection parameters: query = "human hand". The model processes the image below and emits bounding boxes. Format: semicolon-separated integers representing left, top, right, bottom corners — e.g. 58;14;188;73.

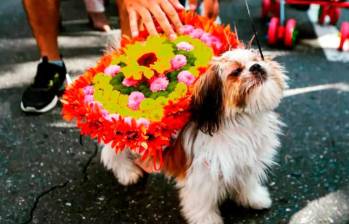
123;0;184;38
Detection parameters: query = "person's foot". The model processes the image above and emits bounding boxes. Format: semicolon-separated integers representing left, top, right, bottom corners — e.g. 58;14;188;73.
88;12;111;32
21;57;69;113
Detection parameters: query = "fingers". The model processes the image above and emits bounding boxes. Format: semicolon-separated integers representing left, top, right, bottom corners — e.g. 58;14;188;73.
168;0;185;10
159;0;183;34
134;3;158;36
150;4;176;38
124;0;183;38
128;8;139;37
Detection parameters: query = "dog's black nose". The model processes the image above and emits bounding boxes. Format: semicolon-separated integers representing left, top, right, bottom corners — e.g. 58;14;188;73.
249;63;267;79
249;63;263;73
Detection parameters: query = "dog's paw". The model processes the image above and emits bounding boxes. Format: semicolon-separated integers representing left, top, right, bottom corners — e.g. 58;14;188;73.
188;212;223;224
114;166;143;186
246;185;272;210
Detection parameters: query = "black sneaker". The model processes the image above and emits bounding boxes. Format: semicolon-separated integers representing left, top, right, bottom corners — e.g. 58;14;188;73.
20;57;70;113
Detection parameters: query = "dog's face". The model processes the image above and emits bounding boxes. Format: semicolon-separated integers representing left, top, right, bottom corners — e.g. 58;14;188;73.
192;49;287;134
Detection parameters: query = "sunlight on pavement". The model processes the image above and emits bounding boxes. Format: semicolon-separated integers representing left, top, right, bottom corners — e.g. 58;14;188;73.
289;188;349;224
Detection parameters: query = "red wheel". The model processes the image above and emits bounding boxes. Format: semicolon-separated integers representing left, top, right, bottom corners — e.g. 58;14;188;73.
271;0;280;17
329;8;341;25
318;6;328;25
284;19;297;48
268;17;279;45
262;0;271;18
339;22;349;51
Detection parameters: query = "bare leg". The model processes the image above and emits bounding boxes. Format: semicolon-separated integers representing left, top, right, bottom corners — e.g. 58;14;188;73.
101;144;143;186
116;0;131;37
23;0;60;60
84;0;111;32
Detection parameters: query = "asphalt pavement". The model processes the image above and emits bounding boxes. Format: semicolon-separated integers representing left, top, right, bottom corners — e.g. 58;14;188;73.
0;0;349;223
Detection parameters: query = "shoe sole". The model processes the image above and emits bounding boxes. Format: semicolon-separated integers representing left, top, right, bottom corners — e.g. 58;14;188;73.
20;73;71;114
21;95;58;113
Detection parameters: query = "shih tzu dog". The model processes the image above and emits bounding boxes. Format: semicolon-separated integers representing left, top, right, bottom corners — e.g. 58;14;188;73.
101;48;287;224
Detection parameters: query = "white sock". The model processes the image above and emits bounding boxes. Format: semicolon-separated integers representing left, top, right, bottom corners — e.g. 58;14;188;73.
49;60;64;67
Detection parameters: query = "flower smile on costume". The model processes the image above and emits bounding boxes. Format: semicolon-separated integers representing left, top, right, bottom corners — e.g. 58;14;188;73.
150;77;169;92
171;54;187;70
62;11;240;168
176;42;194;51
128;91;145;110
122;78;139;87
104;65;120;77
178;71;195;86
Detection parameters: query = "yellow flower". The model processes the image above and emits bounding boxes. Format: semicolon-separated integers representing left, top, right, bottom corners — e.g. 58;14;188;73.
140;98;156;111
118;36;175;80
175;82;188;96
155;96;168;106
118;94;129;107
188;66;199;77
148;107;164;121
93;73;111;86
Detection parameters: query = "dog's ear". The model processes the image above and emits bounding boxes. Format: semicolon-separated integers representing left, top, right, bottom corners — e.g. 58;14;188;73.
191;64;224;136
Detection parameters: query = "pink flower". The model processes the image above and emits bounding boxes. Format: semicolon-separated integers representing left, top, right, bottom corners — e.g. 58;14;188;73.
124;117;133;125
190;28;204;38
128;91;145;110
176;42;194;51
101;109;112;121
150;76;169;92
104;65;120;76
211;36;223;49
171;54;187;70
84;95;94;104
180;25;194;34
136;118;150;128
122;77;139;87
177;70;195;85
110;114;120;121
83;86;94;95
200;33;212;46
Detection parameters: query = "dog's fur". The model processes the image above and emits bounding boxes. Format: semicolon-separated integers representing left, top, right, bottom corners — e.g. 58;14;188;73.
101;49;287;224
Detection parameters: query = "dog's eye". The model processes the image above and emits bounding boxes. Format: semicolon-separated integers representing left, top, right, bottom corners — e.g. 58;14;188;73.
229;68;243;77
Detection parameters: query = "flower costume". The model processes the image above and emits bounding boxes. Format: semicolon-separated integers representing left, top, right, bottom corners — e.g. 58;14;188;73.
62;11;240;169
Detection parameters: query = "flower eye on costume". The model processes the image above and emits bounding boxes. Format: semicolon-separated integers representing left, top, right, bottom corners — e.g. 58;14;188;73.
62;11;240;169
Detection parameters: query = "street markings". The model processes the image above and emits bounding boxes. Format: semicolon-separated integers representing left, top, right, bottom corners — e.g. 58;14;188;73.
284;82;349;97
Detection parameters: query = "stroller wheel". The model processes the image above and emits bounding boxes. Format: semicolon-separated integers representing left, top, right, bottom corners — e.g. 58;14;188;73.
268;17;279;45
284;19;297;48
338;22;349;51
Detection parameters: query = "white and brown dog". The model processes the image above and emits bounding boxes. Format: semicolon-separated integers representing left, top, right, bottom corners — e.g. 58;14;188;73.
101;48;287;224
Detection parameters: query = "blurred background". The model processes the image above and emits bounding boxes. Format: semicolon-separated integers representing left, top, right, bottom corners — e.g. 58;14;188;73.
0;0;348;223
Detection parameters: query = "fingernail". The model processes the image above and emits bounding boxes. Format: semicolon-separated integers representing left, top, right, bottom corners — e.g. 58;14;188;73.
169;34;177;40
189;4;197;10
177;3;185;9
132;31;139;37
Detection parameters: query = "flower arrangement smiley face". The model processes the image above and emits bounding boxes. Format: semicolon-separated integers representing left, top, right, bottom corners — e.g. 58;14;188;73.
91;35;214;123
62;11;240;168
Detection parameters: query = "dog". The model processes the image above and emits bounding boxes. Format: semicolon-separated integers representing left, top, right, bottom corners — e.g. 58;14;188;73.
101;48;288;224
